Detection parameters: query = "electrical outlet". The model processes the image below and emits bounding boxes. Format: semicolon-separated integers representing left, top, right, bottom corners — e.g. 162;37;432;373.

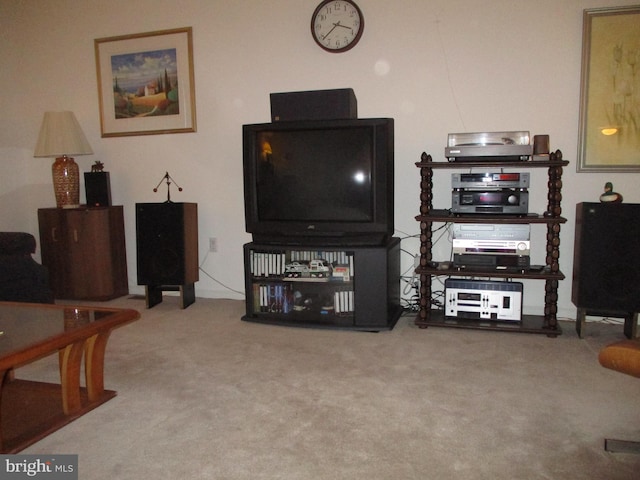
209;237;217;252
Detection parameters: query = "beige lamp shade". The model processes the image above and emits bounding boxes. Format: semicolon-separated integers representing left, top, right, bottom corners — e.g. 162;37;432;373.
34;111;93;208
34;111;93;157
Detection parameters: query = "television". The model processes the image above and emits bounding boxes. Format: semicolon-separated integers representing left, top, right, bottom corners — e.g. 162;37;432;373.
243;118;394;246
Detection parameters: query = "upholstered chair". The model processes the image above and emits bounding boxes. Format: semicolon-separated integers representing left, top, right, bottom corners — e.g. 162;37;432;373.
0;232;54;303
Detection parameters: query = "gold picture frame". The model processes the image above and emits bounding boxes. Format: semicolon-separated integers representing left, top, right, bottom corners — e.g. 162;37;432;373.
95;27;197;137
577;6;640;172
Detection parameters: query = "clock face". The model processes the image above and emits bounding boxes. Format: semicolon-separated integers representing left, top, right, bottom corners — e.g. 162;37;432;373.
311;0;364;53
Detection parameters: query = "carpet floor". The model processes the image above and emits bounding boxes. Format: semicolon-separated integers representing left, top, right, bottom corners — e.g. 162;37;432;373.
18;296;640;479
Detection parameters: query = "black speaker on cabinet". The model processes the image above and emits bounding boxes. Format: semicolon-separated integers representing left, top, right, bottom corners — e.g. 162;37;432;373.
572;202;640;338
136;202;198;308
84;172;111;207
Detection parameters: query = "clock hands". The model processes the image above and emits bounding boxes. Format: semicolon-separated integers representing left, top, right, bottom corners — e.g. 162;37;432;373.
322;21;353;40
322;24;338;39
335;22;354;31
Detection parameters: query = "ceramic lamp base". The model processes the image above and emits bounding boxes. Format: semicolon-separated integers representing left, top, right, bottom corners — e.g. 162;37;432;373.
52;156;80;208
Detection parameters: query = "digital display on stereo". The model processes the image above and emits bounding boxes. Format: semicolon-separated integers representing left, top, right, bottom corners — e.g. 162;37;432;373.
496;173;520;181
478;193;505;203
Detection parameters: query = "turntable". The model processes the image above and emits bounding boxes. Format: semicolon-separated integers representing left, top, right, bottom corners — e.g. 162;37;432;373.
445;131;533;162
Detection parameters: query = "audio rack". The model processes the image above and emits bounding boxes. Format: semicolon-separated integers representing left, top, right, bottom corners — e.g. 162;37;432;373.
414;152;568;336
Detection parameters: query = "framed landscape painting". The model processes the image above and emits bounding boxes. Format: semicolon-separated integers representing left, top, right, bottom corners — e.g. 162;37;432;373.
95;27;197;137
577;6;640;172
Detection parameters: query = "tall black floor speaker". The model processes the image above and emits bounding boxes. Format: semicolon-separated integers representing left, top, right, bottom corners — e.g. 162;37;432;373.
572;202;640;338
136;202;198;308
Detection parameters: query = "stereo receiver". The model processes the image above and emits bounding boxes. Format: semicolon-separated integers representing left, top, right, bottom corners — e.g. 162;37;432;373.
451;189;528;215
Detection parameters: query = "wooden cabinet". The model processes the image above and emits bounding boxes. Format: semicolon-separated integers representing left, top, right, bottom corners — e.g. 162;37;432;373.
415;154;568;336
242;238;402;331
38;206;128;301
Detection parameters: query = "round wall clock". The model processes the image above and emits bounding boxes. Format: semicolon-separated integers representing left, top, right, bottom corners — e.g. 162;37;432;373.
311;0;364;53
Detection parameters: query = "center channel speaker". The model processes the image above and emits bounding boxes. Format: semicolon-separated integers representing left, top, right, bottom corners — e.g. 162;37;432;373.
136;202;199;286
572;202;640;312
270;88;357;122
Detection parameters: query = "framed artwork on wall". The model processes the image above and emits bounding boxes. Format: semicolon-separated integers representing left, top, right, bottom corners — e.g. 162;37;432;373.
95;27;197;137
577;6;640;172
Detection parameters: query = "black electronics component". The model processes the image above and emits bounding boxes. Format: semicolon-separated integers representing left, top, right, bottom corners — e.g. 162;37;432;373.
451;172;530;189
270;89;357;122
451;189;528;215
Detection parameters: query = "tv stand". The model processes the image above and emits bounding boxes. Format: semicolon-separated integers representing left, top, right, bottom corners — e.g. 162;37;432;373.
242;238;402;331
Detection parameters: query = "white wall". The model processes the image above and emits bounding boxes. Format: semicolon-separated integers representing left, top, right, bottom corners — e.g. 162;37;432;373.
1;0;638;320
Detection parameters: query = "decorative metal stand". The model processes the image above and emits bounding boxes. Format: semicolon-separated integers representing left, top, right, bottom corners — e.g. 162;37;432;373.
153;172;183;203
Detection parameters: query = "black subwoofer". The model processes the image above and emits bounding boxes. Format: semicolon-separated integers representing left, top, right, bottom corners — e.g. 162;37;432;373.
136;202;198;308
572;202;640;337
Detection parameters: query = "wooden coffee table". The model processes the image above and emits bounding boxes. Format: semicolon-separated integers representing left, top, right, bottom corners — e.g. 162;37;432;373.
0;301;140;453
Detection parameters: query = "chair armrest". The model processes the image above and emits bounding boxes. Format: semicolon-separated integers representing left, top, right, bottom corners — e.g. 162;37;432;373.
599;339;640;378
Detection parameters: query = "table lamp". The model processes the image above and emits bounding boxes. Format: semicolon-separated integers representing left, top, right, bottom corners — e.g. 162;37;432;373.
34;111;93;208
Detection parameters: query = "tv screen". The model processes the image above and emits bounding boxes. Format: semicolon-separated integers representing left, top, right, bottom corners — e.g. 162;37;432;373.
257;127;373;222
243;118;394;245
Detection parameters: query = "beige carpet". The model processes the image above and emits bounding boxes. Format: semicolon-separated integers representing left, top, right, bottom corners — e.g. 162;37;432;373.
19;296;640;479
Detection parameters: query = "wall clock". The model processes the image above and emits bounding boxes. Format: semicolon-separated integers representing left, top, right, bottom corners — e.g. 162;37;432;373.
311;0;364;53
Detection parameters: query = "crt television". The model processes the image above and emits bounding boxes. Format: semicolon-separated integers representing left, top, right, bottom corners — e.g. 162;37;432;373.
243;118;394;245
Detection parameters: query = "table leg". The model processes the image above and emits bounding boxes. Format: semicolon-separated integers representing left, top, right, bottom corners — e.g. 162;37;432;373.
58;341;85;415
0;369;7;450
84;331;112;402
624;312;638;339
576;308;586;339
